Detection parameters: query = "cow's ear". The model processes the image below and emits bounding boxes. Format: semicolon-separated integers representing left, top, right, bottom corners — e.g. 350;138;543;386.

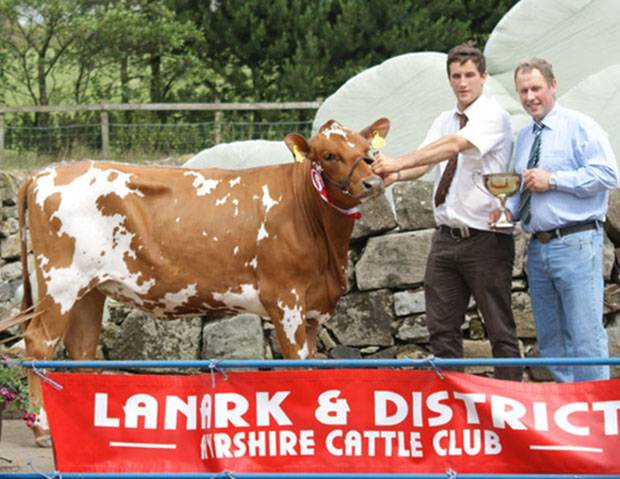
285;133;310;163
359;117;391;142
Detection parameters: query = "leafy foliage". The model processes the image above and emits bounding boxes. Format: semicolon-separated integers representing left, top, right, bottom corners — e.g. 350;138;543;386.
0;0;515;106
0;362;29;414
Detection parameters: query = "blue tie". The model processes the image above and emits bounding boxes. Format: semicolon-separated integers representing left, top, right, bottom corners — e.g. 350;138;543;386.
519;122;544;225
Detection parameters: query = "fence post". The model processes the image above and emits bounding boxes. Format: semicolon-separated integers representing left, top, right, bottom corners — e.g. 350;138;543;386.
213;110;223;145
100;108;109;160
0;110;4;167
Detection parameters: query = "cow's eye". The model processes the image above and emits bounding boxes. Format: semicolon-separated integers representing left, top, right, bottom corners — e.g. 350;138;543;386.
323;152;337;161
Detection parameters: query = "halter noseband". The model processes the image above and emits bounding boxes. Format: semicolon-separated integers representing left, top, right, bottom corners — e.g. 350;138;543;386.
319;155;373;198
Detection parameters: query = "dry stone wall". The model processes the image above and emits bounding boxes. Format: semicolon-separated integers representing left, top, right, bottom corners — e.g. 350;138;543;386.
2;172;620;380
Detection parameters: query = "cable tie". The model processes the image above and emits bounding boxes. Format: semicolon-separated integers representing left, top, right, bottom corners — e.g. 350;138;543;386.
208;471;236;479
426;355;445;380
208;359;228;388
28;455;63;478
31;361;64;391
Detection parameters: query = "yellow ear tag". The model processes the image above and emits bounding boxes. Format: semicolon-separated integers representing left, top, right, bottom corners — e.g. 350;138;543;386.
293;145;305;163
371;132;386;149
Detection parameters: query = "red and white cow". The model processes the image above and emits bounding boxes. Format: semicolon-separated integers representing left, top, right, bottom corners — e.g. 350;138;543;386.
14;118;390;446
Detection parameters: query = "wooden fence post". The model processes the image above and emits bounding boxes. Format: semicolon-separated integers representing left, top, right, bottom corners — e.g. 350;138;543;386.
100;109;109;159
213;110;223;145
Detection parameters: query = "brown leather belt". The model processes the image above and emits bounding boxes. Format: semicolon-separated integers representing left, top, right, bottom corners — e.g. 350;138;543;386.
533;220;600;244
438;225;484;240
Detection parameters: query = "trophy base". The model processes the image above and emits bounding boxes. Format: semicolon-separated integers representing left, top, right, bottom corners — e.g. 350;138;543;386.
492;219;515;229
492;211;514;229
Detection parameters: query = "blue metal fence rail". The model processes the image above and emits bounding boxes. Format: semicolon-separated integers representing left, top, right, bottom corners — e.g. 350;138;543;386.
7;357;620;370
2;357;619;479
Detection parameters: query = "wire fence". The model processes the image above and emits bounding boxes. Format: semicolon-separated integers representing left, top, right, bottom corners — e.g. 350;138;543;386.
0;102;319;169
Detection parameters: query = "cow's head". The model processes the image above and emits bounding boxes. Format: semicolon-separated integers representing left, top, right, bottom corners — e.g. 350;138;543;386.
285;118;390;201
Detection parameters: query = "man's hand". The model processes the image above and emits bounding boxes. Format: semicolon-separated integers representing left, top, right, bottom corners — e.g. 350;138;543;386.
381;172;399;187
372;152;401;176
523;168;552;192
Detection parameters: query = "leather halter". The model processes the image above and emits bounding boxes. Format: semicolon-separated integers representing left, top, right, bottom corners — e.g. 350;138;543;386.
310;163;362;219
319;155;373;199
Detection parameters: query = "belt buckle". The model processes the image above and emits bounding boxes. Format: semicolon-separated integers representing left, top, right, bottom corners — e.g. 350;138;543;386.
536;231;553;244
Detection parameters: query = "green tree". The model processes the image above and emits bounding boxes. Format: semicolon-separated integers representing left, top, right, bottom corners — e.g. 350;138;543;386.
0;0;91;112
181;0;514;103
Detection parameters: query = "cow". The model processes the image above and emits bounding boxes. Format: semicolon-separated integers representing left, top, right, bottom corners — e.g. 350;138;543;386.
13;117;390;446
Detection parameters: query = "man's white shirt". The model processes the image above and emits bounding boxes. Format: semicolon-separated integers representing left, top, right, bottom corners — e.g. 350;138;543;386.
421;93;513;231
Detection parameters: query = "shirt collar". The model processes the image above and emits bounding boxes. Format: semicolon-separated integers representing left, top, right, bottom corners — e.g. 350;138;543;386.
453;92;486;119
530;102;560;132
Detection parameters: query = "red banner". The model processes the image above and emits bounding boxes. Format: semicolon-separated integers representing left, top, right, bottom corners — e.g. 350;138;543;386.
42;370;620;474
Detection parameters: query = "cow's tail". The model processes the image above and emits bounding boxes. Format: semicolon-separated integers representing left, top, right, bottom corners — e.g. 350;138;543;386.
18;175;33;312
0;175;43;334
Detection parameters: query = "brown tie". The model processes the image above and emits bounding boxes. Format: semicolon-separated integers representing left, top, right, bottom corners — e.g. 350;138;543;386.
434;112;468;206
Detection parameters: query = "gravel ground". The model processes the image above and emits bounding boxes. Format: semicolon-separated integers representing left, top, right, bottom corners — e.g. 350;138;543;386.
0;419;54;473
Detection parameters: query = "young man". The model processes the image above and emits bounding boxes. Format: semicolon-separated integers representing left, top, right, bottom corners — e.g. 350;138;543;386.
372;43;522;380
505;58;618;382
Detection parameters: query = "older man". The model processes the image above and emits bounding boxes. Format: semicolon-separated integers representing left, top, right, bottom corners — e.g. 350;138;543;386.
505;58;618;382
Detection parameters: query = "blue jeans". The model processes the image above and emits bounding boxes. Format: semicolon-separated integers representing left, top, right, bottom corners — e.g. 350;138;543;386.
527;226;609;382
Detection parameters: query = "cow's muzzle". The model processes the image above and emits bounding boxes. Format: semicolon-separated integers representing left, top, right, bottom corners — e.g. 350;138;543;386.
360;176;385;199
322;156;382;199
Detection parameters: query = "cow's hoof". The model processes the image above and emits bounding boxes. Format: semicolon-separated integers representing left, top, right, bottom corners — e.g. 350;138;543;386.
35;435;52;448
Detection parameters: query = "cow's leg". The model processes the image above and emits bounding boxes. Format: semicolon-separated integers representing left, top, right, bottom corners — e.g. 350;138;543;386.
63;289;105;362
306;316;320;358
24;289;105;447
23;303;71;447
262;291;310;359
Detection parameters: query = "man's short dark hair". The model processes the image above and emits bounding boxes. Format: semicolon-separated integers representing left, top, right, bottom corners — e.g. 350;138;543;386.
514;58;555;85
446;42;486;76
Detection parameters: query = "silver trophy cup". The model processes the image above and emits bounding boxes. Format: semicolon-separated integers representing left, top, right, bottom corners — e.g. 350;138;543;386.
472;171;521;228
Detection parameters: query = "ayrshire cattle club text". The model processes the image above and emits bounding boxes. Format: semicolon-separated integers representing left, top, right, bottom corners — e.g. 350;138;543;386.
92;389;620;459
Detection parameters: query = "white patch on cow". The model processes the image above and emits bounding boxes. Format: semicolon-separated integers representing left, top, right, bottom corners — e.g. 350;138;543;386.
212;284;268;317
232;198;239;216
233;246;240;255
202;231;208;237
245;257;258;269
184;171;220;196
321;122;348;139
261;185;278;213
216;193;230;206
298;342;309;359
32;165;155;314
35;407;49;431
307;310;330;324
277;289;303;345
45;338;60;349
346;141;355;148
213;236;218;241
257;223;268;242
229;177;241;187
175;217;181;223
162;283;198;309
37;254;49;269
